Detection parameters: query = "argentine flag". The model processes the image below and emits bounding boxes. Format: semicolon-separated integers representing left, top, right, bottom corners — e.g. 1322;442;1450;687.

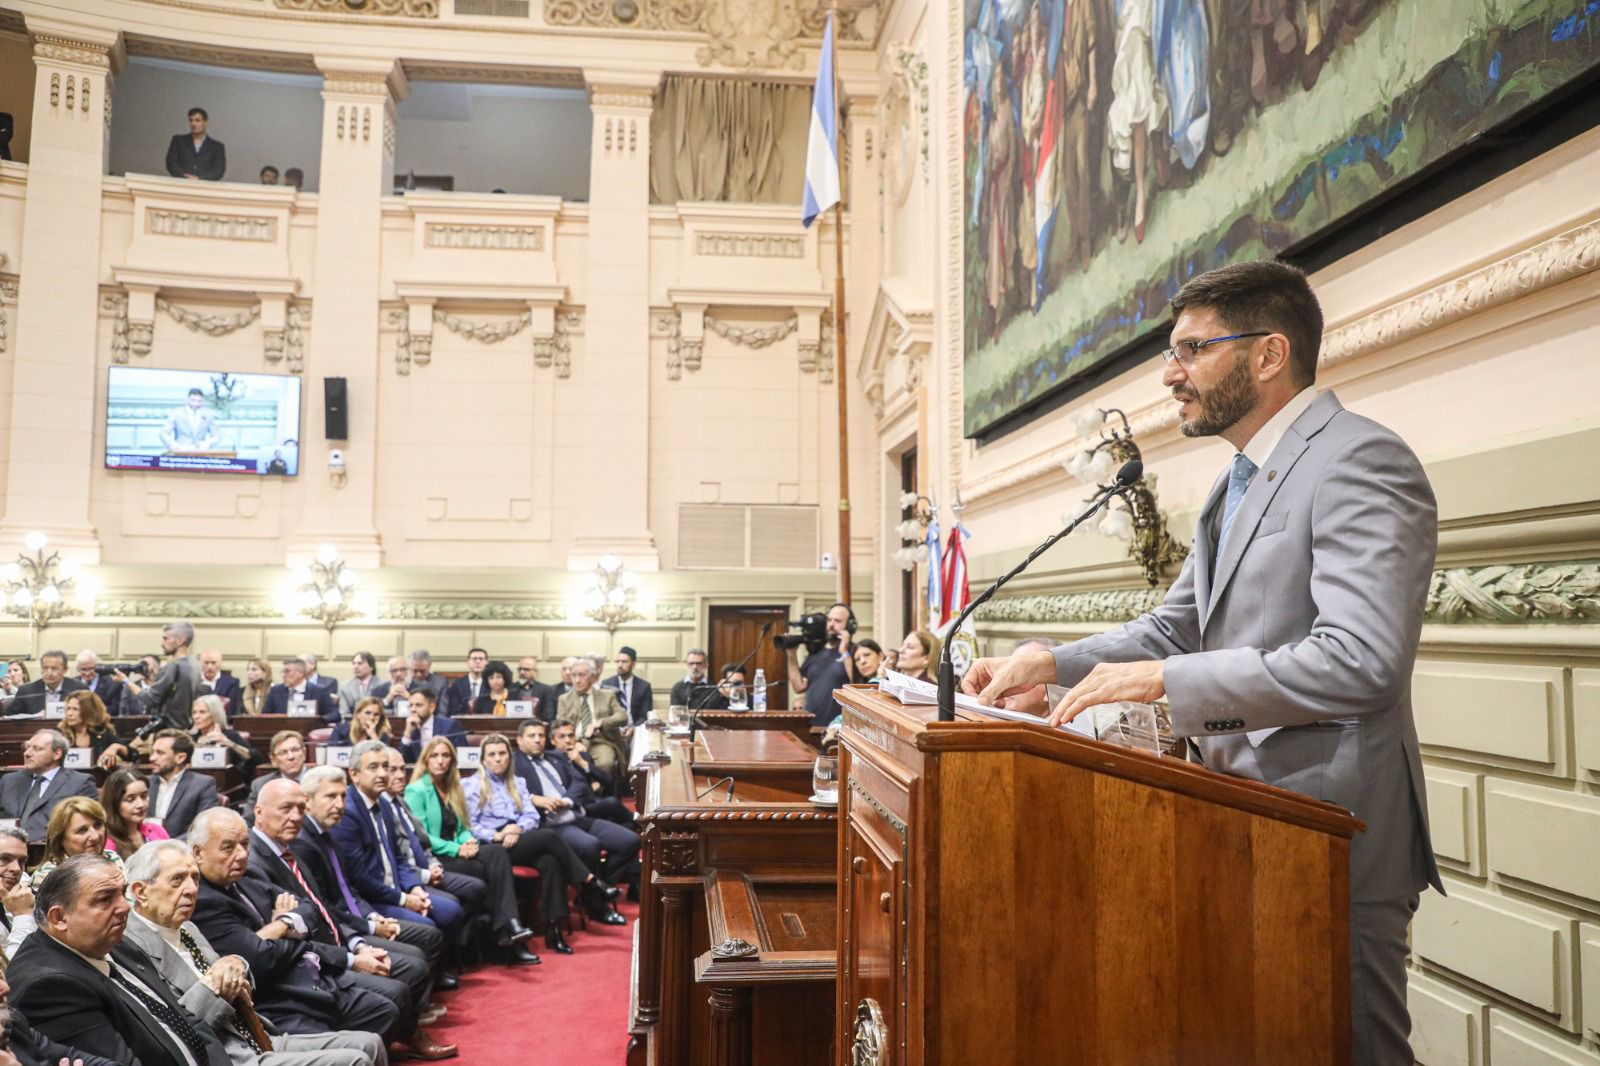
801;14;840;228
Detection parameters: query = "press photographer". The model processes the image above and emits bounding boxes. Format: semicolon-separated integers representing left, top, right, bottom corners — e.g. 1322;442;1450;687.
779;603;856;727
122;620;203;730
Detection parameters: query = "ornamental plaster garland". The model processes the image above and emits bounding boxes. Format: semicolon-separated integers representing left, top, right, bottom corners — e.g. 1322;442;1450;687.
435;309;532;345
157;297;260;338
1426;562;1600;623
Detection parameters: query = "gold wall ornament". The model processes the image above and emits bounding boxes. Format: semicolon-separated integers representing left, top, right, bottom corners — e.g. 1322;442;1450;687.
286;545;363;630
1;532;86;632
582;555;645;632
274;0;439;16
1062;407;1188;586
851;998;887;1066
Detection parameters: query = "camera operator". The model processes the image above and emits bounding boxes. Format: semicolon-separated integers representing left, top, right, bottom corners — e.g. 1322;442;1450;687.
785;603;857;727
119;620;202;730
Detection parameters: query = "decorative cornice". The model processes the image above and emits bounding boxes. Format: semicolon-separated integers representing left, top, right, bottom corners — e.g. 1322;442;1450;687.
655;602;695;621
92;599;283;619
588;85;656;110
705;314;796;349
958;219;1600;507
275;0;438;17
1426;561;1600;624
157;298;260;337
645;808;836;823
974;589;1168;625
425;224;543;250
695;232;804;259
33;36;111;69
377;602;568;621
435;309;531;344
148;210;276;243
321;73;400;97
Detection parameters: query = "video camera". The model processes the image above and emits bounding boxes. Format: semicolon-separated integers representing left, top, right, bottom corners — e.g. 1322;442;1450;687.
773;612;831;655
95;661;151;679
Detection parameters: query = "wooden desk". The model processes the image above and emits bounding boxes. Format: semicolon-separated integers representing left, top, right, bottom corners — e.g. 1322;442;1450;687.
693;710;817;747
629;729;838;1066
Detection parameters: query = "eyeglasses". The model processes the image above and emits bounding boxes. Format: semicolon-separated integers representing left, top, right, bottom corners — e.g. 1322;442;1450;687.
1160;332;1271;368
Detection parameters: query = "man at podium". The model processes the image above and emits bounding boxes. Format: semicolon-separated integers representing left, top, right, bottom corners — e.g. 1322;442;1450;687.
964;261;1440;1066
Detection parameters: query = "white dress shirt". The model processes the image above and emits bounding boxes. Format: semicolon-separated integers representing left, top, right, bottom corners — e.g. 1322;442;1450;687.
154;770;185;821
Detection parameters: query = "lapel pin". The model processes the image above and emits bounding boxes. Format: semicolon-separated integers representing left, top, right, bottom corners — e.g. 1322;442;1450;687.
1267;470;1277;482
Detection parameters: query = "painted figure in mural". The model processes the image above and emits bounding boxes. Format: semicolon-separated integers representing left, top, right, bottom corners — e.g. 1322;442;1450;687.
1056;0;1108;273
1106;0;1166;243
983;59;1018;331
1017;3;1048;279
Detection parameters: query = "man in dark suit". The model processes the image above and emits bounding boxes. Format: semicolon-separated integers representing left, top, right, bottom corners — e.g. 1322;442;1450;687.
197;650;241;712
6;650;88;717
511;657;558;723
5;972;122;1066
9;852;233;1066
394;689;466;763
443;648;489;717
263;658;339;723
601;646;655;726
73;650;124;718
165;107;226;181
668;648;709;709
0;729;99;839
378;747;488;940
148;729;220;838
300;655;338;703
186;808;404;1044
513;719;638;902
0;111;13;162
406;651;449;705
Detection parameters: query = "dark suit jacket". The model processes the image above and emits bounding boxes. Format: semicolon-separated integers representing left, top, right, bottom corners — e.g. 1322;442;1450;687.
444;675;484;717
165;133;226;180
12;1009;122;1066
396;712;468;762
305;675;338;701
9;931;231;1066
0;765;99;839
510;680;558;722
5;677;88;717
601;673;655;724
513;749;588;809
87;673;125;717
262;683;339;723
148;768;219;837
329;788;421;907
249;828;365;946
201;673;241;711
293;820;378;934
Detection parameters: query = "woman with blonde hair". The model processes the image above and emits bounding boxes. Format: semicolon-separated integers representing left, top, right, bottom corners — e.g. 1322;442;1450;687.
30;796;123;888
462;732;621;954
331;696;393;746
405;736;537;964
896;629;941;684
191;693;259;776
240;656;272;715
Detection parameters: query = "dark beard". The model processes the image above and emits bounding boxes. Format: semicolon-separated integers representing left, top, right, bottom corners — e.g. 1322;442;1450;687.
1177;350;1258;438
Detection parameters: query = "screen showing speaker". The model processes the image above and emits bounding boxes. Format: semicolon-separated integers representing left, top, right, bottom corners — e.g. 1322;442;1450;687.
104;367;302;476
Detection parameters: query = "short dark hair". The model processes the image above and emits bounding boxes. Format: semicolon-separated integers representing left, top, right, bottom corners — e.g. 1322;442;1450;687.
353;651;376;671
188;107;208;120
409;687;437;708
154;728;194;762
720;662;746;680
517;719;547;739
468;647;488;659
260;165;279;176
36;852;118;926
1169;260;1323;387
186;388;205;399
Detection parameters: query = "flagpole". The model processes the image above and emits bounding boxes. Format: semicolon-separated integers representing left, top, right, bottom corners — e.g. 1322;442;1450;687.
830;0;852;608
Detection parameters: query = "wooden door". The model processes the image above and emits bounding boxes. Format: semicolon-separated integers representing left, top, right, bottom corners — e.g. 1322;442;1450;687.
707;605;791;711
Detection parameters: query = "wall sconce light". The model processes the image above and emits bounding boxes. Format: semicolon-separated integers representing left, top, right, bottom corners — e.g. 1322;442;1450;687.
892;491;936;571
1064;408;1188;586
583;554;644;632
1;532;86;631
289;544;362;630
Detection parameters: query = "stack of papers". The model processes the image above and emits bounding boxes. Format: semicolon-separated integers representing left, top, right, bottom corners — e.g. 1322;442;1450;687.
878;670;1096;738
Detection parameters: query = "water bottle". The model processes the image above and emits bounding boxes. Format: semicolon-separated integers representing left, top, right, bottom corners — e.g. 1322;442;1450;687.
752;668;768;712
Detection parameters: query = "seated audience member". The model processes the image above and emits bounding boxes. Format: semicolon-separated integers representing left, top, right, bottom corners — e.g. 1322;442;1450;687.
404;738;537;964
551;656;577;700
339;653;384;718
444;649;489;716
253;777;448;1025
330;696;393;747
9;852;234;1065
513;719;639;900
259;164;280;185
0;728;98;839
249;731;309;805
1;659;29;711
697;663;747;711
895;630;940;684
263;658;338;723
123;838;385;1066
102;768;170;859
300;656;336;702
464;733;620;953
61;690;129;768
555;658;627;777
395;689;466;763
601;646;654;726
0;826;31;946
192;694;260;776
240;657;273;716
470;660;515;716
148;728;221;838
74;650;125;718
668;648;709;709
331;742;466;942
851;639;886;683
198;650;242;712
378;656;410;712
166;106;226;181
510;657;557;722
1;969;122;1066
186;808;413;1049
26;797;124;907
283;167;304;190
547;719;615;799
7;649;88;717
379;748;488;943
407;651;448;704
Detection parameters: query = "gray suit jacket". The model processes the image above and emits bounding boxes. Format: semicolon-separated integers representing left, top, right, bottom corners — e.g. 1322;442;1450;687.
119;915;259;1066
0;766;100;840
1053;391;1440;903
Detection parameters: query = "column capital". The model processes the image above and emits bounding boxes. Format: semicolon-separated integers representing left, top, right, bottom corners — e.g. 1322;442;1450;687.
584;71;658;112
314;57;409;102
26;17;125;73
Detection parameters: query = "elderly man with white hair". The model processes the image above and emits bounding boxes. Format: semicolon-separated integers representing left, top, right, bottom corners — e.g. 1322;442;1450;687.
75;649;125;717
122;838;387;1066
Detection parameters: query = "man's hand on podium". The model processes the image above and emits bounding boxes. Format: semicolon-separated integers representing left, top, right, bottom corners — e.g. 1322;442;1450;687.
961;649;1056;706
1046;661;1165;726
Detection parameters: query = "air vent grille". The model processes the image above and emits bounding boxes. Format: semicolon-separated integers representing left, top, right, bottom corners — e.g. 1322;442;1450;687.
677;504;819;570
454;0;530;16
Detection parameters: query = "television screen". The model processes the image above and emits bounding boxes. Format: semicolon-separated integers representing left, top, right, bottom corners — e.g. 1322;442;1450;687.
105;367;302;476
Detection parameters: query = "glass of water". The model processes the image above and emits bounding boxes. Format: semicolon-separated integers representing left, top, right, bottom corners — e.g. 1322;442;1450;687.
812;755;839;803
668;705;690;730
726;683;748;711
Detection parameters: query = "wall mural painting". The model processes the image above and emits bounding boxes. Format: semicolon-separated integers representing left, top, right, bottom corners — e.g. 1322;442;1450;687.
962;0;1600;436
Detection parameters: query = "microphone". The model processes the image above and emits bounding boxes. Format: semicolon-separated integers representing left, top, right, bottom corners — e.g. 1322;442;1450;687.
936;459;1142;722
692;621;773;744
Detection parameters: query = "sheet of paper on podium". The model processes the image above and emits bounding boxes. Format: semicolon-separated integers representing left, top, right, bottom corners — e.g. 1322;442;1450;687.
877;670;1097;739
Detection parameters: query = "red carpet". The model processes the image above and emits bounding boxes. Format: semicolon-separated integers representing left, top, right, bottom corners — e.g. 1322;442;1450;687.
425;899;640;1065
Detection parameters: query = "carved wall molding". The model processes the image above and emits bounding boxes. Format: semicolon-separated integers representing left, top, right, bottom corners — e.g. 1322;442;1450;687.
534;310;582;379
377;601;568;621
654;311;690;381
435;308;531;344
885;42;930;185
424;223;544;250
589;86;656;111
275;0;438;17
323;75;396;98
546;0;873;60
388;309;416;375
695;232;804;259
958;218;1600;507
103;293;132;363
92;599;284;620
0;274;13;358
1426;561;1600;624
655;602;696;621
658;831;699;874
146;209;278;243
705;314;797;349
974;589;1168;625
156;298;260;338
284;304;309;373
32;36;111;69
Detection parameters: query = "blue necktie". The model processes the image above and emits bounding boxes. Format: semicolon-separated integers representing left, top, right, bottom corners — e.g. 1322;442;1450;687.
1217;453;1258;556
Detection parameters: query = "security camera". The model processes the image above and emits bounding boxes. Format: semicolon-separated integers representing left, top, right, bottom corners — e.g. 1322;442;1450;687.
328;450;345;471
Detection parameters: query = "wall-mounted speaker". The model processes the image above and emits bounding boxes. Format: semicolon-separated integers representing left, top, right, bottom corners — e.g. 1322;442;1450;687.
324;377;348;441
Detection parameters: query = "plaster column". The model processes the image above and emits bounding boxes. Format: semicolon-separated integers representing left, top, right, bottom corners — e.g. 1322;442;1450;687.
288;58;406;567
0;21;123;561
569;72;659;572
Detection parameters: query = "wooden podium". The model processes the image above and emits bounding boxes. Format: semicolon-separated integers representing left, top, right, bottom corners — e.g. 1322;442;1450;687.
834;685;1361;1066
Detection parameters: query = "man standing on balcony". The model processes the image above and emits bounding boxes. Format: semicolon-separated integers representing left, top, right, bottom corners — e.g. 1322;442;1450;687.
166;107;226;181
